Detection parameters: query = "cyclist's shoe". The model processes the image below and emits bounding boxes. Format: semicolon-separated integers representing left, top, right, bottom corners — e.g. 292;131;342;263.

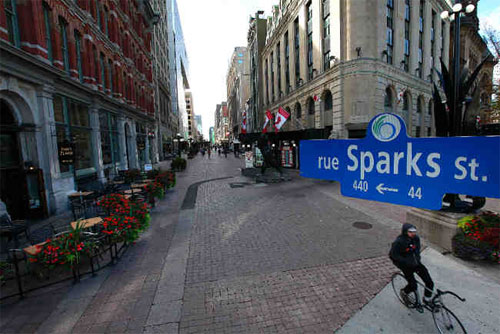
423;296;433;306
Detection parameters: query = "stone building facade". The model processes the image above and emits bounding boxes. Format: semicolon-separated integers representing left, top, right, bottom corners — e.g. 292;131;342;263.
247;12;268;134
0;0;157;218
226;47;250;142
151;0;175;160
261;0;453;140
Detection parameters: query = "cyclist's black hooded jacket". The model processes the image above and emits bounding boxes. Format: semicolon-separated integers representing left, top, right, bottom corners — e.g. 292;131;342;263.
389;223;421;268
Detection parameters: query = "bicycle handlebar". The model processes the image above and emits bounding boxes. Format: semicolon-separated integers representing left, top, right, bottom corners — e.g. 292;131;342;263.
436;289;466;302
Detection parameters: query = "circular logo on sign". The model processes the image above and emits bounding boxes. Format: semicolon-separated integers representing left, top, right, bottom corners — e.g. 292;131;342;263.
371;114;401;142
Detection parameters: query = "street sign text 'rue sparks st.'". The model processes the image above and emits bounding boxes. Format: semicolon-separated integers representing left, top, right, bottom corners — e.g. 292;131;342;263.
300;113;500;210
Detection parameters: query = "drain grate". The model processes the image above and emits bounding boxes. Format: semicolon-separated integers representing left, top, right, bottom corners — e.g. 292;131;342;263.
352;221;373;230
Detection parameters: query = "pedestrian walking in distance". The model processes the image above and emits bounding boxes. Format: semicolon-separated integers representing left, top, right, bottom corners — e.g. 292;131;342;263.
208;147;211;159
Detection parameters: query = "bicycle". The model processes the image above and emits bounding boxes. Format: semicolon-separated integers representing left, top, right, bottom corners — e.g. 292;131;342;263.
391;272;467;334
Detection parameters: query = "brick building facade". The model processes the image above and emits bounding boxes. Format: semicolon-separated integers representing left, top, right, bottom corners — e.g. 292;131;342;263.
0;0;158;218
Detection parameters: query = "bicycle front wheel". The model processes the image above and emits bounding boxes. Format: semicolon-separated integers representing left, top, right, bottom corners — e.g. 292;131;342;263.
391;272;417;308
433;305;467;334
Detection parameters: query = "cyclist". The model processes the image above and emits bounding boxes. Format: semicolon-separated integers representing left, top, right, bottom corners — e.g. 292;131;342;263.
389;223;434;305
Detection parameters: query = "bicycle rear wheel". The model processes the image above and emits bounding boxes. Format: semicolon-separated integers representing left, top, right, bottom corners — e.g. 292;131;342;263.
391;272;417;308
433;305;467;334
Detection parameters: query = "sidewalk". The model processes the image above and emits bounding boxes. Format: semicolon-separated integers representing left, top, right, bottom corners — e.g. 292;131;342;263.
337;247;500;334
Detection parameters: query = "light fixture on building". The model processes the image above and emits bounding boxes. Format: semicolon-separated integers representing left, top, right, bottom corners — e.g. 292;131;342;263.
356;47;362;57
452;3;462;12
465;4;475;13
381;50;388;60
272;143;275;147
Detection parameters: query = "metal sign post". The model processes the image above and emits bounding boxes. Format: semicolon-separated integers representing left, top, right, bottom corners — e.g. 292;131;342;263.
300;113;500;210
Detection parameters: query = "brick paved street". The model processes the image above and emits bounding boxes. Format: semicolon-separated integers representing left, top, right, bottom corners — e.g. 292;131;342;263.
2;154;496;333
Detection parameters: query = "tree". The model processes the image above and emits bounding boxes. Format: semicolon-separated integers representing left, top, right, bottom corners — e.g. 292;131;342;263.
481;25;500;123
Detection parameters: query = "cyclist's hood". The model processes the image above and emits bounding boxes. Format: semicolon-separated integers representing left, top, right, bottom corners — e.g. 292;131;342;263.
401;223;416;236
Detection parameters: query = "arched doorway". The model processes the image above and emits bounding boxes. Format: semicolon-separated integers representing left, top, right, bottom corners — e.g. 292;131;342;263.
0;99;24;219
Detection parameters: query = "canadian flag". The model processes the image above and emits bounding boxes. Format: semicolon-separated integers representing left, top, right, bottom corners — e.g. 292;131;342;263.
262;110;273;133
274;107;290;132
241;110;247;134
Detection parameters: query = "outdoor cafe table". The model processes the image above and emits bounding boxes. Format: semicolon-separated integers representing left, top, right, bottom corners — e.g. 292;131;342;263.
131;183;147;189
70;217;103;230
123;189;142;194
68;191;94;198
23;241;47;256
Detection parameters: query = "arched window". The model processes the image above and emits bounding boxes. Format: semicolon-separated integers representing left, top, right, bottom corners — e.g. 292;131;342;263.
428;99;433;115
308;97;315;115
384;87;393;112
103;6;109;37
324;90;332;111
417;97;423;113
295;102;302;118
99;53;106;89
403;92;410;112
108;60;113;94
59;17;70;74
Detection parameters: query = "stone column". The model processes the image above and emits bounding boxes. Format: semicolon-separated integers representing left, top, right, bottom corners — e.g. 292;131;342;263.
422;2;432;80
299;4;308;83
315;98;322;129
117;116;128;169
129;119;139;169
409;0;420;75
394;0;405;67
442;20;450;69
89;105;105;182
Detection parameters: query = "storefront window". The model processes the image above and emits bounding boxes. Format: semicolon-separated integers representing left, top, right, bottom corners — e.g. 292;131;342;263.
100;112;120;166
136;123;146;167
53;95;93;174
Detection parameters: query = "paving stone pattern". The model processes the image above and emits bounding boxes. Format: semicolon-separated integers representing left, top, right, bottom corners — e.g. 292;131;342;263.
180;174;400;333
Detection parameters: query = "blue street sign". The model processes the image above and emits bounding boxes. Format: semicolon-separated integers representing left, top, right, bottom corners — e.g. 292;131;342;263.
300;113;500;210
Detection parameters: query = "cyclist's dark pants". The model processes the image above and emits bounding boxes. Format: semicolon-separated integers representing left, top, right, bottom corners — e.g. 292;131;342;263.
400;264;434;297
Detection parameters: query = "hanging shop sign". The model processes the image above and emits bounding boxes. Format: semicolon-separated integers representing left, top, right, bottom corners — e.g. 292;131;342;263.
300;113;500;210
281;146;294;168
58;141;74;165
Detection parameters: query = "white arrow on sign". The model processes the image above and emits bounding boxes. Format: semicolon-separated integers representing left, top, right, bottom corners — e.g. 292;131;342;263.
376;183;399;195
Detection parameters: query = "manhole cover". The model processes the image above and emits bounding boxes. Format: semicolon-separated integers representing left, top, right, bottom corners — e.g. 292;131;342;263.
352;222;373;230
229;183;245;188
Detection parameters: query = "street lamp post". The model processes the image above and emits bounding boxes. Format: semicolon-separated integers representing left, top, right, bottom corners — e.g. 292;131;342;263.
441;1;476;136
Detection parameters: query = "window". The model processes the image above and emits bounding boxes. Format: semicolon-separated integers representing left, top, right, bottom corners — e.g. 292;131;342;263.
295;102;302;118
277;43;281;96
100;112;120;166
431;10;436;80
308;98;315;115
95;0;101;30
403;92;410;112
108;60;113;94
307;2;313;80
75;31;83;83
271;51;275;101
53;95;93;173
4;0;20;47
43;3;53;63
285;31;290;93
104;6;109;37
322;0;331;70
324;91;332;110
384;87;393;111
404;0;410;71
265;59;269;104
93;46;98;81
124;73;128;100
100;53;106;89
59;17;70;73
415;126;421;137
386;0;394;65
441;20;445;60
294;17;300;86
418;0;424;78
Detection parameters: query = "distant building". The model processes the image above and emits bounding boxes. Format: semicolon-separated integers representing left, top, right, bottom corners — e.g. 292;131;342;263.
209;127;215;144
195;115;202;141
226;47;250;142
214;102;229;144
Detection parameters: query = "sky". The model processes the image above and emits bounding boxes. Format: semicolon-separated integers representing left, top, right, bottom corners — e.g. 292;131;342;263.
176;0;500;138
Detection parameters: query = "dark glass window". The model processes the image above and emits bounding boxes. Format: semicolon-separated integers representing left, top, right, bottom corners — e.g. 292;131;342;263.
294;17;300;86
285;31;290;93
276;43;281;96
75;31;83;82
322;0;331;70
271;51;275;101
386;0;394;64
59;17;70;73
100;53;106;89
4;0;20;47
43;3;53;63
404;0;410;71
307;2;313;80
295;103;302;119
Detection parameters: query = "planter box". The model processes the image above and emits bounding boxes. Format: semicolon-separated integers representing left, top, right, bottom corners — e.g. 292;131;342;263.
406;209;467;251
